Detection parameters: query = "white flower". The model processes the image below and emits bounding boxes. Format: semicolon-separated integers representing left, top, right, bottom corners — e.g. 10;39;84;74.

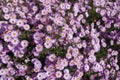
60;3;66;10
4;14;10;20
66;52;72;59
41;9;47;15
65;3;71;10
93;44;100;52
7;44;14;50
92;63;103;72
48;54;56;62
11;38;19;45
35;13;40;20
84;64;90;72
33;32;41;40
9;18;16;24
0;44;3;52
44;41;52;49
62;59;68;67
11;31;18;38
2;7;9;13
23;24;30;31
37;72;46;80
88;55;96;63
77;14;84;21
0;69;8;76
63;69;70;74
16;20;24;27
34;61;42;68
35;44;43;52
4;34;11;42
32;5;38;12
72;48;79;58
63;73;71;80
55;71;62;78
46;25;52;31
21;40;29;48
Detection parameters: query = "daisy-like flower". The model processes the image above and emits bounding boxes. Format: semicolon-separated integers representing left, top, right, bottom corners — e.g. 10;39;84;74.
44;41;52;49
63;73;71;80
60;3;66;10
37;72;47;80
77;14;84;22
35;44;43;52
64;69;70;74
32;5;38;12
88;54;96;63
46;25;52;32
66;52;72;59
11;30;18;38
48;54;56;62
2;7;9;13
84;64;90;72
38;24;44;30
65;3;71;10
62;59;68;67
4;14;10;20
16;19;24;27
72;48;79;58
35;13;40;20
20;40;29;48
0;69;8;76
55;71;62;78
0;44;3;52
60;32;66;38
33;32;41;40
92;62;103;72
8;77;14;80
11;38;19;45
25;76;32;80
1;55;10;64
45;36;52;42
23;24;30;31
9;18;17;24
4;34;12;42
69;60;75;66
73;3;79;16
41;9;48;15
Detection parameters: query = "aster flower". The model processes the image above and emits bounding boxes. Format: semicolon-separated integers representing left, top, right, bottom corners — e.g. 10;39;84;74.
11;30;19;38
4;34;12;42
23;24;30;31
0;0;119;79
48;54;56;62
37;72;47;80
11;38;19;45
44;41;52;49
16;19;24;27
55;71;62;78
20;40;29;48
35;44;43;52
0;44;3;52
63;73;71;80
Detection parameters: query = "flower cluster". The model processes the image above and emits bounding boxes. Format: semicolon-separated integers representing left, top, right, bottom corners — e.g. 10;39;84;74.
0;0;120;80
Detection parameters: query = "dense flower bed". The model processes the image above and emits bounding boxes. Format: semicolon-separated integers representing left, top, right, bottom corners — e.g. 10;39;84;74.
0;0;120;80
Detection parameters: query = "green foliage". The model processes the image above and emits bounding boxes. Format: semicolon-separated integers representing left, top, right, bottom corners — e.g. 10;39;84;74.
68;0;78;3
83;71;93;80
15;76;26;80
40;46;66;58
19;31;29;40
95;48;107;61
67;66;76;75
38;52;46;69
87;8;102;24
